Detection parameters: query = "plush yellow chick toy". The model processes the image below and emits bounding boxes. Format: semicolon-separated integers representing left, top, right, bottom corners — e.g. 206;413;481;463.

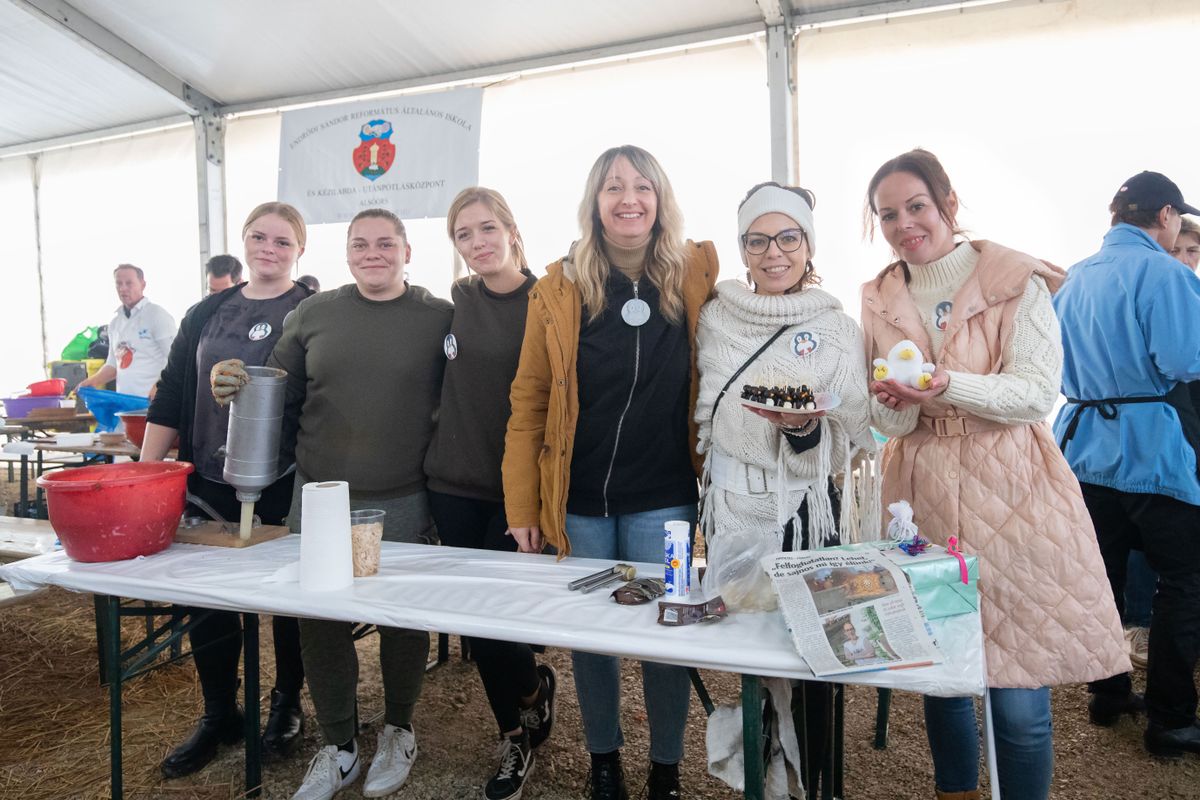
872;339;936;389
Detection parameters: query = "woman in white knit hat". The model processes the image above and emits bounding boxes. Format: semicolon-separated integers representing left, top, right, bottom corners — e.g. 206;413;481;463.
694;181;876;795
696;181;876;560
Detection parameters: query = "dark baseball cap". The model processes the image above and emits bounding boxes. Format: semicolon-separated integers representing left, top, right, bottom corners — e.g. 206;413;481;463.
1112;171;1200;216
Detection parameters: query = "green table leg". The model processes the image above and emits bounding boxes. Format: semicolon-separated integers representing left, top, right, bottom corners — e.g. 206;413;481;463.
829;683;843;800
244;613;261;797
873;687;892;750
104;594;123;800
741;675;764;800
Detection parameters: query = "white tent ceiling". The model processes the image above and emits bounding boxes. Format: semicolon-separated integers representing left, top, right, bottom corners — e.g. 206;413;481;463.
1;0;1008;154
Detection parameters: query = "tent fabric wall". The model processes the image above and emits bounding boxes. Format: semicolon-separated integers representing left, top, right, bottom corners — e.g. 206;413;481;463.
0;158;43;395
33;128;197;392
6;0;1199;394
221;43;770;301
793;0;1200;310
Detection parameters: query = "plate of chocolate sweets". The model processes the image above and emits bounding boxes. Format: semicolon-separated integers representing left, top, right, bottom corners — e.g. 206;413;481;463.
739;383;840;415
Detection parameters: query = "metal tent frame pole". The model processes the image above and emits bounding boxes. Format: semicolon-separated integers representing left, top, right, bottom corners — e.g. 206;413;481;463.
762;2;797;185
193;113;228;288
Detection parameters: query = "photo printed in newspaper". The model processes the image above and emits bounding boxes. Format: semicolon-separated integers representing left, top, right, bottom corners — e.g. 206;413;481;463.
762;549;944;677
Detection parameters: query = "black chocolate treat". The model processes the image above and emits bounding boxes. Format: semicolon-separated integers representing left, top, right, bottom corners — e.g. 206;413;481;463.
745;383;820;410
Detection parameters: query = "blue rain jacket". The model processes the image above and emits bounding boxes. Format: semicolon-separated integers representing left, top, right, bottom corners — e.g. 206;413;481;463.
1052;223;1200;505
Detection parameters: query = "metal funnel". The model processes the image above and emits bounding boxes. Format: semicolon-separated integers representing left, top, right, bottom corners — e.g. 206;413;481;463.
222;366;287;502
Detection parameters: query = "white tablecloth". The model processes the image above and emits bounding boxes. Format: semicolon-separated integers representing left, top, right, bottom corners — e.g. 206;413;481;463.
0;537;985;696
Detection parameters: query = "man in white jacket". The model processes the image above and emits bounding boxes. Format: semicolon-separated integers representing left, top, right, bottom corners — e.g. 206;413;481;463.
78;264;176;398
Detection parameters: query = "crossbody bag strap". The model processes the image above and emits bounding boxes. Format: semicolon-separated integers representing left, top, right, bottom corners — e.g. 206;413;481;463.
711;325;790;422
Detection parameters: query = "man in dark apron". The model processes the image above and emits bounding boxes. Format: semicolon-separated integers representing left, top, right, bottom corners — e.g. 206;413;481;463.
1052;171;1200;759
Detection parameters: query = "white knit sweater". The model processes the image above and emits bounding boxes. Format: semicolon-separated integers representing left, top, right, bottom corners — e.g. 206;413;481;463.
871;242;1063;436
696;280;877;551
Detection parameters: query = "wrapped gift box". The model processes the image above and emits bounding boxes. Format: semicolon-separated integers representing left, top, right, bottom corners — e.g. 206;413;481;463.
822;540;978;621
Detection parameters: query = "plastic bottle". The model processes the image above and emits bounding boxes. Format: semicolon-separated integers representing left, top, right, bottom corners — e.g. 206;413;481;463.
664;520;691;597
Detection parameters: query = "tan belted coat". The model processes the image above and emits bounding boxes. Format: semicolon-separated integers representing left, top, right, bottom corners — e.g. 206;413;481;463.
860;241;1129;688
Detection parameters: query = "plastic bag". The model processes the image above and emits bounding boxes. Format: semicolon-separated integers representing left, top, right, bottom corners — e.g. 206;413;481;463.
77;387;150;432
702;531;779;612
86;325;110;360
60;326;100;361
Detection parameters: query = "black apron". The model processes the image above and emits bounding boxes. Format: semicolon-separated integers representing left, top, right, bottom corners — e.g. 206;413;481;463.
1058;381;1200;481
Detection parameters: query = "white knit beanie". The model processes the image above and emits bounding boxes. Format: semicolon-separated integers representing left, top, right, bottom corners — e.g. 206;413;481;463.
736;185;816;264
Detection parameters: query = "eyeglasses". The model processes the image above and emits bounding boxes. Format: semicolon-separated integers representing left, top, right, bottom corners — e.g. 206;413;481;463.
742;229;806;256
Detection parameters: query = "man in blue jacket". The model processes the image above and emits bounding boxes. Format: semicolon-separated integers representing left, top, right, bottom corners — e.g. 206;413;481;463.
1053;171;1200;758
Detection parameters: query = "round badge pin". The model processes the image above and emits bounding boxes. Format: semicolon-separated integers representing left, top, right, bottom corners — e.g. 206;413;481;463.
621;298;651;327
248;322;272;341
443;333;459;360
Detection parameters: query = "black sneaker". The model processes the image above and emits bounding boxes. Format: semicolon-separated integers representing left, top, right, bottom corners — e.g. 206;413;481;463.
646;761;681;800
485;732;535;800
588;751;628;800
520;664;558;750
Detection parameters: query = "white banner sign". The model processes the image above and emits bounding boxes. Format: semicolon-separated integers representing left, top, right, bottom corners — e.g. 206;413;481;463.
278;88;482;224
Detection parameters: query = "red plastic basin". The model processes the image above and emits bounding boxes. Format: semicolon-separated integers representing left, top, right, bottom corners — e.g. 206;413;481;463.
28;378;67;396
37;462;194;562
118;410;180;451
118;410;149;447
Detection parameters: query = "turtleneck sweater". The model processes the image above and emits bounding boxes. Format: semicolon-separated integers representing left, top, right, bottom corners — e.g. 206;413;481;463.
696;280;878;548
907;241;978;356
870;242;1063;435
602;235;648;281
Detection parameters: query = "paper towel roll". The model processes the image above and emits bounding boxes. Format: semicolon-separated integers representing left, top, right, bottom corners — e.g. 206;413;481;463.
299;480;353;592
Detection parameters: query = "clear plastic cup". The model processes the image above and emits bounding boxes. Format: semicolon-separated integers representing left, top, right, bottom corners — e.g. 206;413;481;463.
349;509;385;577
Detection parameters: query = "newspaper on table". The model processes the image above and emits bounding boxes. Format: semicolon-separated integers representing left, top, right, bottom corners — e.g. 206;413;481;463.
762;548;944;677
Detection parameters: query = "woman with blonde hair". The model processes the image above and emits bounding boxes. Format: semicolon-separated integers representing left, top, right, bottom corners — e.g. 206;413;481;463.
504;145;717;800
144;201;314;777
423;187;556;800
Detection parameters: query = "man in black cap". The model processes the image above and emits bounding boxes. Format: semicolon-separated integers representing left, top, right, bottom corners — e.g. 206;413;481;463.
1052;171;1200;757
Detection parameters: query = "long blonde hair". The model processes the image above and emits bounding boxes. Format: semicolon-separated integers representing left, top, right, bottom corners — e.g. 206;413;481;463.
446;187;528;270
574;145;687;324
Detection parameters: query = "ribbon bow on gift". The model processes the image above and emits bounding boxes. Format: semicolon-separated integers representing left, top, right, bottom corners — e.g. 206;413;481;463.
946;536;969;585
887;500;930;555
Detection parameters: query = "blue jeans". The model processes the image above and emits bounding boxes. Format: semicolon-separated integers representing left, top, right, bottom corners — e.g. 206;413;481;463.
924;687;1053;799
1124;549;1157;628
566;504;697;764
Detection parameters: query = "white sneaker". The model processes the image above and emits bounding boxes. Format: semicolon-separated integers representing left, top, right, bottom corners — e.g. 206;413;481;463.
291;742;360;800
363;724;418;797
1127;626;1149;670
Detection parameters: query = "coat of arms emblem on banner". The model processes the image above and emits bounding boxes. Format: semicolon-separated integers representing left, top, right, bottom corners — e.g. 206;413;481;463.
352;119;395;181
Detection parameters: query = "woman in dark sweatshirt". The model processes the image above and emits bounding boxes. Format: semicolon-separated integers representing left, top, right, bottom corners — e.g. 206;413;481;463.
423;187;554;800
143;202;313;777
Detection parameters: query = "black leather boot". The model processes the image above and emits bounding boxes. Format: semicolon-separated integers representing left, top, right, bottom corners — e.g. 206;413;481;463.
1088;691;1145;727
647;760;681;800
160;706;244;779
262;689;305;760
589;750;628;800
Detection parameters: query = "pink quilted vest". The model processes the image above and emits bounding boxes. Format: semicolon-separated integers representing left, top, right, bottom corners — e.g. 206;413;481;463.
860;241;1129;688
